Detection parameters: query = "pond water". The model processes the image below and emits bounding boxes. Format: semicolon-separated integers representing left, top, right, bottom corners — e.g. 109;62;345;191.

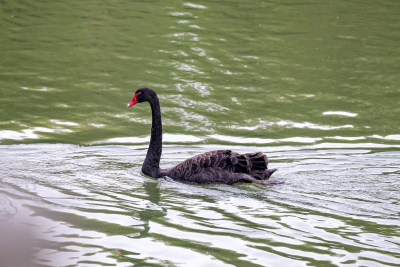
1;0;399;266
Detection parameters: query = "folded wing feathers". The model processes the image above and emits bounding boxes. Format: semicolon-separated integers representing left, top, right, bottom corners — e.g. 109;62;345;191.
194;150;269;176
166;150;273;181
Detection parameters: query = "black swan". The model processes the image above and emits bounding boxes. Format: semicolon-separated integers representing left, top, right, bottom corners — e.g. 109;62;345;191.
127;87;279;185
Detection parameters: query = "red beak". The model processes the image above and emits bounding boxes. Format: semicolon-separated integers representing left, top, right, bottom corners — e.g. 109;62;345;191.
127;93;139;108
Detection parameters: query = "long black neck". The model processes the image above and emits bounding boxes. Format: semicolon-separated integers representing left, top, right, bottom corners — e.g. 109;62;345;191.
142;96;162;178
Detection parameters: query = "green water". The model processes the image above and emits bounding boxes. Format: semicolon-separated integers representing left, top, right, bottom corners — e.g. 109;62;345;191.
1;1;399;266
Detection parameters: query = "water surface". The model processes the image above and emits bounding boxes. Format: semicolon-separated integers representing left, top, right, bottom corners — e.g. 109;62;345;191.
1;0;400;266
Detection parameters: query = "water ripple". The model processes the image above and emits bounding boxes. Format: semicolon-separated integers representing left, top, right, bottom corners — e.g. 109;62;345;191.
1;143;399;266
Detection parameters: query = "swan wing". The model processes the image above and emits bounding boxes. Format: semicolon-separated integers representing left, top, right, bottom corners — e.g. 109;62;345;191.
164;150;276;183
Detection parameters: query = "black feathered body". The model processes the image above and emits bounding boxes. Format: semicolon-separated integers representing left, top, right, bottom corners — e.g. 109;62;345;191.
160;150;276;184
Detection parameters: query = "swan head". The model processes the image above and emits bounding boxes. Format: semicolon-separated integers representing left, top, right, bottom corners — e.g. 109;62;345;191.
127;87;157;108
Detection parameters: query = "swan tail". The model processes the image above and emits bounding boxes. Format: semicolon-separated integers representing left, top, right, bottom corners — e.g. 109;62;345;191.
232;152;276;179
